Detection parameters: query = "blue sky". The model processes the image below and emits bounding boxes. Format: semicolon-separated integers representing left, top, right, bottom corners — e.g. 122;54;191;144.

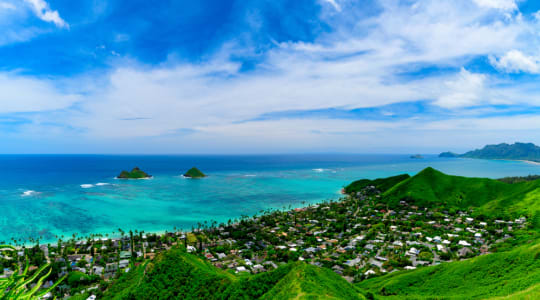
2;0;540;153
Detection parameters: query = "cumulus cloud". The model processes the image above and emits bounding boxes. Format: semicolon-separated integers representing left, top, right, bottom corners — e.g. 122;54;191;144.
5;0;540;152
24;0;68;28
490;50;540;73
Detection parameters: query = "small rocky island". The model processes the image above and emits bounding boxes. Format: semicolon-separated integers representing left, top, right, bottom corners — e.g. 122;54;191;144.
117;167;152;179
184;167;206;178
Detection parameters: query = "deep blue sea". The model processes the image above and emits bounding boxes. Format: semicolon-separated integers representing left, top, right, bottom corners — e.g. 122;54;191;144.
1;154;540;243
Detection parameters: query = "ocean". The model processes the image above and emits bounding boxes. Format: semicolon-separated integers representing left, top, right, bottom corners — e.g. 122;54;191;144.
1;154;539;243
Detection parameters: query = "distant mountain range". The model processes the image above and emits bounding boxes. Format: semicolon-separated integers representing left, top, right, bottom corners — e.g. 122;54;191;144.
439;142;540;162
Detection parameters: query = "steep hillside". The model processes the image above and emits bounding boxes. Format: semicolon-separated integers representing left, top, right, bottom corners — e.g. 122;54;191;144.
356;242;540;299
382;168;540;228
103;248;235;299
103;249;364;299
439;142;540;162
344;174;410;194
260;263;365;300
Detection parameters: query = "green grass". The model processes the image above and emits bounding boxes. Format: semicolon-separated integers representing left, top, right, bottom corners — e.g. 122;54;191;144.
103;248;364;299
356;242;540;300
382;167;540;229
345;174;410;194
260;263;365;300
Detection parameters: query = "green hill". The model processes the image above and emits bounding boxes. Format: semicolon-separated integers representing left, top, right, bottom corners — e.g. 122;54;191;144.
382;167;540;228
357;242;540;299
103;248;363;299
439;142;540;162
184;167;207;178
260;263;365;300
117;167;151;179
344;174;410;194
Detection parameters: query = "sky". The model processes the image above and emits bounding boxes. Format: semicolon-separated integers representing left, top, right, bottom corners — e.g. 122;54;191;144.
2;0;540;153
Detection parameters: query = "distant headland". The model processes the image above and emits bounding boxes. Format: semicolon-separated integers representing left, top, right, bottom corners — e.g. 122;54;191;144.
184;167;206;178
439;142;540;162
117;167;152;179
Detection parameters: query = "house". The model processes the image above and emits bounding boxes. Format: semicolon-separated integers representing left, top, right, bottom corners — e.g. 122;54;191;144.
458;240;471;247
408;247;420;256
404;266;416;270
236;266;248;273
92;266;104;276
119;259;130;269
369;259;383;268
186;245;197;253
364;269;376;276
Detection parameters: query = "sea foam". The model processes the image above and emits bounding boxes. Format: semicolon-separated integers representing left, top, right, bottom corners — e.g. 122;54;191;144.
80;184;94;189
21;190;38;197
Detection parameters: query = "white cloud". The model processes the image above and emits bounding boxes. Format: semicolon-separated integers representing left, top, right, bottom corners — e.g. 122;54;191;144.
434;69;487;108
490;50;540;73
0;73;79;113
473;0;518;11
6;0;540;152
24;0;68;28
322;0;341;12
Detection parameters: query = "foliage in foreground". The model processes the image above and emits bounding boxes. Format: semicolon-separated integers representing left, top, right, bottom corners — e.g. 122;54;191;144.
0;245;65;299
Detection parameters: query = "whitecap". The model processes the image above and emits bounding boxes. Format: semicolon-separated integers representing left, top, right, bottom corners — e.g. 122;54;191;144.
21;190;39;197
80;184;94;189
243;174;257;177
312;168;325;172
95;183;110;186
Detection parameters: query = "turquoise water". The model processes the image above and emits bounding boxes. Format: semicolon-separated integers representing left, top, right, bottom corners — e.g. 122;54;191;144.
1;154;540;243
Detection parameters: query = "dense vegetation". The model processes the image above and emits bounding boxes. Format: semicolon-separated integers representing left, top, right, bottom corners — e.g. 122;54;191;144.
381;167;540;229
117;167;151;179
439;142;540;162
344;174;410;195
102;248;362;299
184;167;206;178
498;175;540;184
357;242;540;299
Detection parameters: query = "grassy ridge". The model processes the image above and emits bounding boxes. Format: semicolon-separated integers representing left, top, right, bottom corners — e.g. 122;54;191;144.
382;168;540;229
344;174;410;194
356;242;540;299
103;248;363;299
260;263;365;300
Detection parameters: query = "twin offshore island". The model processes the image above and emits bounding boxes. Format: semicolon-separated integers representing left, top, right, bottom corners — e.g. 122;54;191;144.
2;166;538;299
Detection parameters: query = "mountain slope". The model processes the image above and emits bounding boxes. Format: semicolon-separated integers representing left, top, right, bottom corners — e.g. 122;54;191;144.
344;174;410;194
382;167;540;228
260;263;365;300
439;142;540;162
356;242;540;299
103;249;364;299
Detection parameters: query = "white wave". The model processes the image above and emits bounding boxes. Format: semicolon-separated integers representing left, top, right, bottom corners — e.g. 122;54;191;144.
95;183;110;186
21;190;39;197
312;168;325;172
80;184;94;189
243;174;257;177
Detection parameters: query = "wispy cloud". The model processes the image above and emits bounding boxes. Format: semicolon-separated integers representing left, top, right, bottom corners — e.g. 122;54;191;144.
24;0;68;28
3;0;540;152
